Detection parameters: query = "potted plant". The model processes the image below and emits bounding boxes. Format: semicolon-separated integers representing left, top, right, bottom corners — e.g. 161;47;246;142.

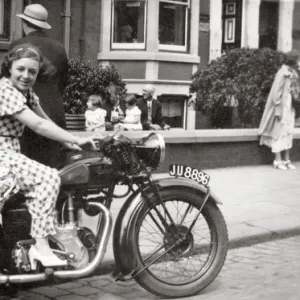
62;59;126;130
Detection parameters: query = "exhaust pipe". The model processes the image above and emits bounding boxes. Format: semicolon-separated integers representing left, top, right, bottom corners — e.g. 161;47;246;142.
0;273;49;285
0;202;112;285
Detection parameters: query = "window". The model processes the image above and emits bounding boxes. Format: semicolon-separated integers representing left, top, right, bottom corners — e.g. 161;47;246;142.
0;0;10;40
159;0;189;52
159;94;186;128
112;0;146;49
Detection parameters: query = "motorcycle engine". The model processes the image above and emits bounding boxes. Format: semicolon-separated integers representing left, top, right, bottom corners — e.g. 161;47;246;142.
50;223;89;269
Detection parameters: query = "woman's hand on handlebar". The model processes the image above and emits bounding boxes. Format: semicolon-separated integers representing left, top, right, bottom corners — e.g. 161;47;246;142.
76;136;98;150
62;142;82;151
63;136;99;151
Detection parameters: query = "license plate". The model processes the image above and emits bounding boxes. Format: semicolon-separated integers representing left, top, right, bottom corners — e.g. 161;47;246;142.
169;164;210;186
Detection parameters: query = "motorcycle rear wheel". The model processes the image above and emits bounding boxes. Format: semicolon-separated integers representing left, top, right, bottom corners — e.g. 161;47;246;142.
129;189;228;298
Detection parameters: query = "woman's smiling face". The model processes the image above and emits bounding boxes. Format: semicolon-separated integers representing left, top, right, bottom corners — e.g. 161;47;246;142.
9;58;39;92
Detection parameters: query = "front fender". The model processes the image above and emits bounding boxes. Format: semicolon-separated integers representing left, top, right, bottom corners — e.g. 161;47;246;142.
112;177;222;276
154;177;222;205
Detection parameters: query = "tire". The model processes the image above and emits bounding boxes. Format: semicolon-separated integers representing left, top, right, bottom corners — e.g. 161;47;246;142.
128;189;228;298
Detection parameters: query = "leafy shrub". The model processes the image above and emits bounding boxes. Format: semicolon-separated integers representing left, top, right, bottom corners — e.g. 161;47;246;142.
190;48;285;128
63;59;126;114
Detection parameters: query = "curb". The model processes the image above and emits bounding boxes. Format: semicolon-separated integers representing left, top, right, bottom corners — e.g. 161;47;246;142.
95;226;300;276
228;226;300;249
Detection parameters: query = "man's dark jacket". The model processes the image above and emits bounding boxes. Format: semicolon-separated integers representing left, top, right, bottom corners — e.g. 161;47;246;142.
103;99;126;123
103;98;126;131
9;31;69;167
136;97;166;130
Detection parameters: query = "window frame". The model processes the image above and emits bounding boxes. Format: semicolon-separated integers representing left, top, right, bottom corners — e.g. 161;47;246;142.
158;0;190;52
111;0;147;50
0;0;11;41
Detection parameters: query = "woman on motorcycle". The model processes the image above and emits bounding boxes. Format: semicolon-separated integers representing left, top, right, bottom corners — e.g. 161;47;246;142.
0;44;95;267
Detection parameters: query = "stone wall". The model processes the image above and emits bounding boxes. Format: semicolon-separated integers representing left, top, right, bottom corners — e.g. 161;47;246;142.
73;128;300;172
159;139;300;172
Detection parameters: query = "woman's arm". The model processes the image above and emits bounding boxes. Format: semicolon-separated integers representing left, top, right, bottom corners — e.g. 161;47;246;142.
14;107;89;147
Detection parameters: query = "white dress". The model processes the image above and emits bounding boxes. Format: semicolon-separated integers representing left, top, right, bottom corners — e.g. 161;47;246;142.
260;93;295;153
85;108;107;131
122;106;143;130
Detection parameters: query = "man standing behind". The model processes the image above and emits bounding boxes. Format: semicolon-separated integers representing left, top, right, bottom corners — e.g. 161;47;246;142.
103;84;125;131
9;4;69;167
137;84;170;130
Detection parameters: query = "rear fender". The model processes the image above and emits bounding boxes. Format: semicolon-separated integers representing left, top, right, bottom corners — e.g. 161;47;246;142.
112;177;222;276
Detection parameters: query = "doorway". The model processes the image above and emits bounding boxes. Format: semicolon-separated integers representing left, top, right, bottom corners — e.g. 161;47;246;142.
222;0;243;51
259;0;279;49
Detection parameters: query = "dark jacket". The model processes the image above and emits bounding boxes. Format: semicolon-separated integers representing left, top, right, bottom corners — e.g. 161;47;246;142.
10;31;69;167
103;99;126;130
136;97;166;130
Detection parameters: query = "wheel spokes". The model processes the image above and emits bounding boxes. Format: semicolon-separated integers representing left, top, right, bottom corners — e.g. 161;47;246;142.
137;200;215;284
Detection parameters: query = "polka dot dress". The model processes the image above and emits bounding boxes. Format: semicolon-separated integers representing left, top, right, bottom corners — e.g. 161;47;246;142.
0;78;60;238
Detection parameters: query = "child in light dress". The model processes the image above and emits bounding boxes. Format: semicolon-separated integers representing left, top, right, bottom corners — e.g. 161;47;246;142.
85;95;107;132
115;95;142;131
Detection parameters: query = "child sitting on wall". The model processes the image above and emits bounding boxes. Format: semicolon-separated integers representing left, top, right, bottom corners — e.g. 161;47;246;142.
85;94;107;132
114;94;142;131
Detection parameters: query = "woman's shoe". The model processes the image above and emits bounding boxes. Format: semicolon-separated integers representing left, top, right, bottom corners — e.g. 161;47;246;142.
283;160;296;170
28;245;68;270
273;160;287;170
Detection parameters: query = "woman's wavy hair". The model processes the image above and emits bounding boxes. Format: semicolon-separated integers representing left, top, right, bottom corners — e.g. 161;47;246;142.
1;43;56;82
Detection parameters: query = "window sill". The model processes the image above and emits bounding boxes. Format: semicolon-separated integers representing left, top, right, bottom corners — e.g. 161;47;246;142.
97;51;200;64
159;44;187;52
111;43;145;50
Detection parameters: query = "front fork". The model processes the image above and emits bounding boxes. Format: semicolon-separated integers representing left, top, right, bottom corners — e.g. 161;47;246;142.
140;177;211;238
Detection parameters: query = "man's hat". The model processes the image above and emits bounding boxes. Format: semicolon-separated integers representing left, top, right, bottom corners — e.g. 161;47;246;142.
17;4;51;30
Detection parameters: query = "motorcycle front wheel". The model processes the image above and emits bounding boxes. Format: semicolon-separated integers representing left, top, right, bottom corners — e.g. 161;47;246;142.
128;189;228;298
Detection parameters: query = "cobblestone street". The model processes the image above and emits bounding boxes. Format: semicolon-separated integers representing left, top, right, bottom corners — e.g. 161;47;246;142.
3;235;300;300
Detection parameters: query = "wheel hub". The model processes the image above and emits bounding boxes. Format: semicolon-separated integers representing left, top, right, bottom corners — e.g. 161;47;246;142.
163;225;194;257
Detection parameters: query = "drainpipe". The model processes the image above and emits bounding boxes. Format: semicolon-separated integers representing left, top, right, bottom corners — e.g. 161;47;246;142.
62;0;71;57
79;0;86;59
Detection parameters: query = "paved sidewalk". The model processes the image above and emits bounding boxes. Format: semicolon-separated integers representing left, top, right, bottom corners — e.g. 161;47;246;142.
13;236;300;300
89;161;300;272
2;162;300;300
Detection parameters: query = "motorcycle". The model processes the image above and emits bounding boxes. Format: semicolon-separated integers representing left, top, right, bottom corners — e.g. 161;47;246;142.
0;132;228;298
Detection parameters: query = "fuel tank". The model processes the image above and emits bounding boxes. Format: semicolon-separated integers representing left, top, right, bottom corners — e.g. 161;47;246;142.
59;153;114;186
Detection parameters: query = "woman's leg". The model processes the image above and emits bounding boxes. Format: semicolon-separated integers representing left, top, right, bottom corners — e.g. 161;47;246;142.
273;151;287;170
274;152;282;162
282;149;290;161
3;151;60;256
24;167;60;256
282;149;296;169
